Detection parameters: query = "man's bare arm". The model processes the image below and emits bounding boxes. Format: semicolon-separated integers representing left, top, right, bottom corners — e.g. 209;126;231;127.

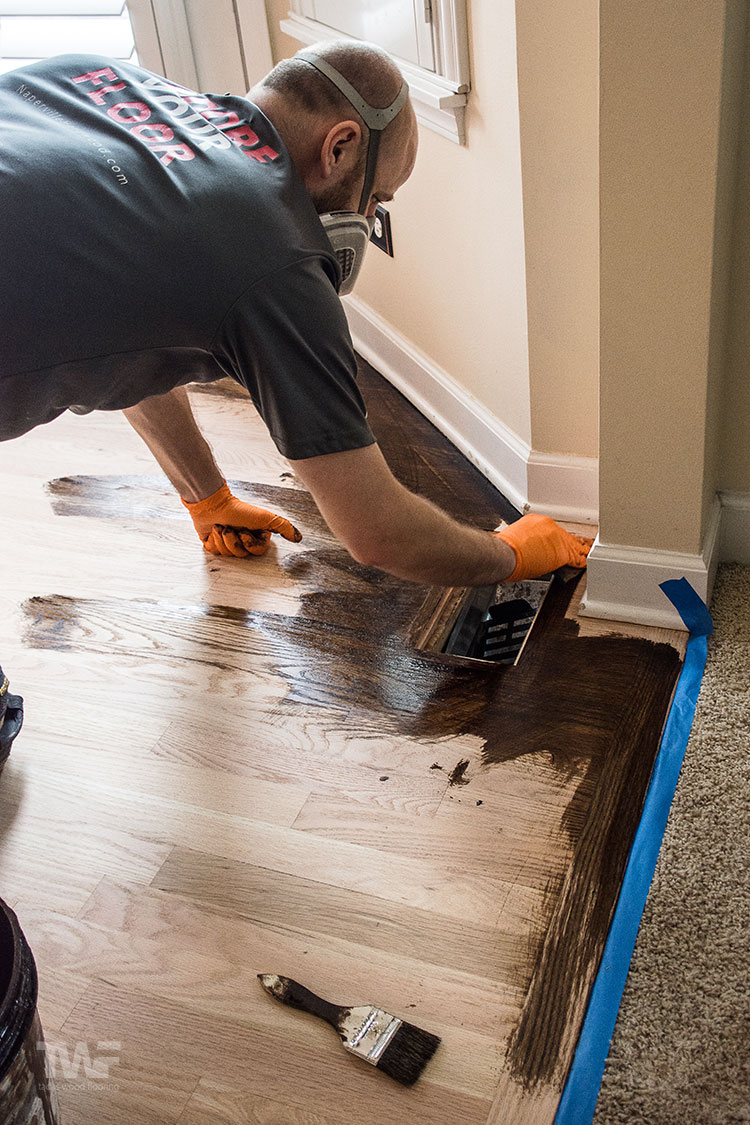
122;390;590;581
122;386;300;555
289;442;518;586
122;385;224;502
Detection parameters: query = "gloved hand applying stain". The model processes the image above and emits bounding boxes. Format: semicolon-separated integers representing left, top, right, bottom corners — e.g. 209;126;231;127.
495;513;593;581
182;481;302;558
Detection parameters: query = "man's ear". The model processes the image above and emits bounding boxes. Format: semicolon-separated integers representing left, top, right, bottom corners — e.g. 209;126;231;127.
319;119;362;180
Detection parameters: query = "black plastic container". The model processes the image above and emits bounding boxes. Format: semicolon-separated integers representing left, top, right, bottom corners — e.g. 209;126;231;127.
0;898;59;1124
0;665;24;777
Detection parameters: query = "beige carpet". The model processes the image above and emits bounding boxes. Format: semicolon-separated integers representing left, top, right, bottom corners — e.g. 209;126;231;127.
594;563;750;1124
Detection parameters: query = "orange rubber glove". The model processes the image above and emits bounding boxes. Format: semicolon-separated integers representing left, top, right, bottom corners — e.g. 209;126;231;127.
181;482;302;558
495;514;593;582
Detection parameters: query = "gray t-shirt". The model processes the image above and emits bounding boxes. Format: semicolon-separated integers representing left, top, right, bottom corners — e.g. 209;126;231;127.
0;54;376;459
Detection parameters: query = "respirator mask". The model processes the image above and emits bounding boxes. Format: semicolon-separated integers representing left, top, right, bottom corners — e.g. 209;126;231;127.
296;49;409;296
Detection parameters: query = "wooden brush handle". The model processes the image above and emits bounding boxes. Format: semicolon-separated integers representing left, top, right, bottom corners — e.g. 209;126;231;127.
261;975;344;1032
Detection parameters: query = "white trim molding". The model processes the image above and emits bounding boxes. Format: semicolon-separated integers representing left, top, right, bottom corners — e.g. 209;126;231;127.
343;294;599;523
127;0;198;88
580;496;723;631
719;490;750;564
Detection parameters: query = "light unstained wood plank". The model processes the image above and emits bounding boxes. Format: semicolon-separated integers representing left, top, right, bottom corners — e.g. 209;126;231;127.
60;980;493;1125
34;963;91;1034
151;846;536;983
76;878;526;1040
11;625;293;723
3;748;533;927
177;1077;346;1125
0;759;173;887
19;729;312;830
0;496;221;604
19;904;504;1100
47;1023;200;1125
0;396;292;490
152;716;457;816
185;385;303;485
0;411;154;480
0;847;106;917
289;792;572;891
3;665;174;760
167;799;543;926
155;708;483;777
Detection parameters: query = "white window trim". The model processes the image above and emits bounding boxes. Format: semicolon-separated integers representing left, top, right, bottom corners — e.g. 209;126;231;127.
280;7;469;144
127;0;198;87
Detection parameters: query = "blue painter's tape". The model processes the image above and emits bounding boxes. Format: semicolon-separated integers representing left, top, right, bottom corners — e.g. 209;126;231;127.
554;577;713;1125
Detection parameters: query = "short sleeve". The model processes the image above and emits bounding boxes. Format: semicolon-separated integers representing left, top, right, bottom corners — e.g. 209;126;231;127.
211;256;377;460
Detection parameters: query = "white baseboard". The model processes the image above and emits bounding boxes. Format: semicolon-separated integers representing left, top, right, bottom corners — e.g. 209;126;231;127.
719;490;750;564
580;496;723;631
343;295;599;524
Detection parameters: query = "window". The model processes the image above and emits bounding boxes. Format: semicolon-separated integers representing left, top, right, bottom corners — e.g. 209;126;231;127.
281;0;470;143
0;0;137;75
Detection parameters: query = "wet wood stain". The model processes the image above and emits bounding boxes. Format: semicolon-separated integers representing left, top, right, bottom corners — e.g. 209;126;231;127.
22;359;683;1100
44;474;321;528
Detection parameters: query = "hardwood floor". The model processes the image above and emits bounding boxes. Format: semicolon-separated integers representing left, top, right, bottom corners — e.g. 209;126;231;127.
0;362;684;1123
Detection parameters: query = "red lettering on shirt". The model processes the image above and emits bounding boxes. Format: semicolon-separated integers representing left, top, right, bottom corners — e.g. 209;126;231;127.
108;101;151;124
150;144;194;165
183;95;219;110
69;66;281;170
72;68;126;105
224;125;260;148
131;122;173;142
203;109;241;130
245;145;279;164
223;126;279;162
85;83;127;106
129;126;195;165
72;67;120;87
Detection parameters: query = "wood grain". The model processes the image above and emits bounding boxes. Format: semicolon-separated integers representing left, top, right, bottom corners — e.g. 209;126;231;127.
0;360;684;1123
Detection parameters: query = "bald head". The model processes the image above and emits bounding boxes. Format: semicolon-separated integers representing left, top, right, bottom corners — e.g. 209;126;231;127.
249;40;418;217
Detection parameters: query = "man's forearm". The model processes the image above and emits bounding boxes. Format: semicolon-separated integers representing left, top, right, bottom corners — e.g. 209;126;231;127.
290;444;517;587
357;484;517;586
122;385;224;502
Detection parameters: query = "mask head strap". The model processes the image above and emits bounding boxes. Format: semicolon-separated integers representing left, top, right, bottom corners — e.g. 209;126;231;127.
295;48;409;214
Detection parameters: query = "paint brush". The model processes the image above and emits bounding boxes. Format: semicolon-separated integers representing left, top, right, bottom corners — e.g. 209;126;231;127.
257;974;441;1086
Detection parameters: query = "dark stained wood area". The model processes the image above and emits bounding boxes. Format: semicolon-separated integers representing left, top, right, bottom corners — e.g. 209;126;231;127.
0;358;683;1124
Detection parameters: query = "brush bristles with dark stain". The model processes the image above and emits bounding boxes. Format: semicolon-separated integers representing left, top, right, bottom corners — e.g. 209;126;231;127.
375;1021;442;1086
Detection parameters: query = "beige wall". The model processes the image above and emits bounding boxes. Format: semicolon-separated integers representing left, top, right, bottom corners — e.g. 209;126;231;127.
706;0;748;518
514;0;599;459
264;0;601;456
346;0;533;446
598;0;737;554
265;0;750;560
722;8;750;495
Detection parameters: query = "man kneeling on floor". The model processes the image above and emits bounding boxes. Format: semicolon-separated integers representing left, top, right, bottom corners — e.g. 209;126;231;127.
0;41;592;680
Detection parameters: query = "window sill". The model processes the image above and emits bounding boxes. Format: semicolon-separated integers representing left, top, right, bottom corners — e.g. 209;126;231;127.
280;13;468;144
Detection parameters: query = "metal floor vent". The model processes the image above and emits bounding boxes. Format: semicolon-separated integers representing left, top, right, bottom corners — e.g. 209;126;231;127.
441;580;551;664
410;578;553;666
